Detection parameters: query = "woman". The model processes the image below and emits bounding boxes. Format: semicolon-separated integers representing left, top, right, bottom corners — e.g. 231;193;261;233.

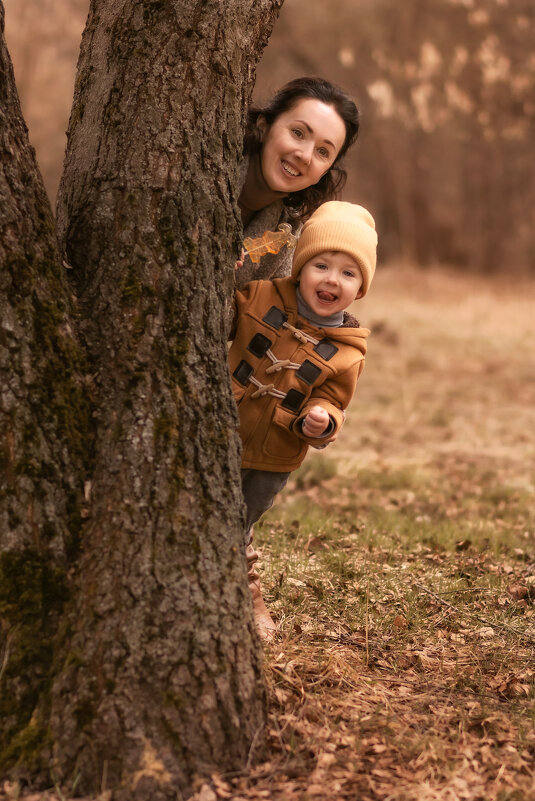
236;77;360;639
236;76;360;287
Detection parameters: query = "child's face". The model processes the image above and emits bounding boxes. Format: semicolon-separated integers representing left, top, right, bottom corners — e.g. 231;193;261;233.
298;251;363;317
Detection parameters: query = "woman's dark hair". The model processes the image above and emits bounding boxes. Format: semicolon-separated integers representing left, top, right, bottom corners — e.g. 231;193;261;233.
244;76;360;220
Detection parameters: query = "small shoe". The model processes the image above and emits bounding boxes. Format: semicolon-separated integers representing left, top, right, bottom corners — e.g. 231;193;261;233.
246;536;276;642
249;576;277;642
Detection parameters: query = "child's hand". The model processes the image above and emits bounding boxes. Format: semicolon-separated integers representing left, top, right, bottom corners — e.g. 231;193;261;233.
235;248;245;270
302;406;330;438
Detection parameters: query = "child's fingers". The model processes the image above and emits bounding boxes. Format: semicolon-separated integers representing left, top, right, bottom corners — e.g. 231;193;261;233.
235;248;245;270
307;407;329;424
303;423;324;437
302;408;329;436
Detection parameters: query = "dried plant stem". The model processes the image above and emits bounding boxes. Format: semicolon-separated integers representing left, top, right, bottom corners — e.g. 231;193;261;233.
365;577;370;667
413;582;535;644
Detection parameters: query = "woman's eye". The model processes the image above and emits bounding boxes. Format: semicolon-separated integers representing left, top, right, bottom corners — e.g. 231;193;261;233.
292;128;304;138
317;147;330;159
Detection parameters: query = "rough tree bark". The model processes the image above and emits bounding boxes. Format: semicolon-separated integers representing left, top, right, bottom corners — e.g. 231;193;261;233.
0;0;90;771
0;0;284;798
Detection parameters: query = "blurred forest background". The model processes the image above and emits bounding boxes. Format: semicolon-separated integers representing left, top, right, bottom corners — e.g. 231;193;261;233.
4;0;534;275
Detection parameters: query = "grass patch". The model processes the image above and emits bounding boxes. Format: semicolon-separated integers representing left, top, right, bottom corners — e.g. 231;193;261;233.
239;444;535;799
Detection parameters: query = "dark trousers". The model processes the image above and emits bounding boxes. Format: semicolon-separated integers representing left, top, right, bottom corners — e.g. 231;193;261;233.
241;468;291;543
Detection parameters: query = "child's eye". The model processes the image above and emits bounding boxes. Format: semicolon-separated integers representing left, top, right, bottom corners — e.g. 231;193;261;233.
316;263;328;270
344;270;356;278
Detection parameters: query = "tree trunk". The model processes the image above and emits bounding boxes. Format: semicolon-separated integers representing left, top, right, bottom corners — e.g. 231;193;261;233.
1;0;284;797
0;0;90;771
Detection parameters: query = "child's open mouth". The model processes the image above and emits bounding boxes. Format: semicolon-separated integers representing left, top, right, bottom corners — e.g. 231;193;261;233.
317;291;337;302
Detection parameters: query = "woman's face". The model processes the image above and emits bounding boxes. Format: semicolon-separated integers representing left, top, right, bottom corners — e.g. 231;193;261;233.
259;98;346;194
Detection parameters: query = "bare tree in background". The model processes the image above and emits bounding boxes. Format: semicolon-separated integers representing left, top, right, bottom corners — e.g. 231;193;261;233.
0;0;284;797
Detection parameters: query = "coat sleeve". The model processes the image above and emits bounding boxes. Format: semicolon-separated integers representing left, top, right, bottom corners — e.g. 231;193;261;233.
293;359;365;445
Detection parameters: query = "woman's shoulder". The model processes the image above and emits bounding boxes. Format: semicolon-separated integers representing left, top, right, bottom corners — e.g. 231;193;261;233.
237;208;301;288
243;197;288;239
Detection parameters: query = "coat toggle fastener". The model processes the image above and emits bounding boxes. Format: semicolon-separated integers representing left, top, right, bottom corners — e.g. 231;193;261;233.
282;321;320;346
265;349;301;374
249;376;287;400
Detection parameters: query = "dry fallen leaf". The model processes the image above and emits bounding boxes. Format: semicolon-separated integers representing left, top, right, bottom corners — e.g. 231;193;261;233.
508;582;529;600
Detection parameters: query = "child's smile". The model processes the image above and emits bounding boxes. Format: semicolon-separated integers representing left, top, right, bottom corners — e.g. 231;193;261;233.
317;289;337;303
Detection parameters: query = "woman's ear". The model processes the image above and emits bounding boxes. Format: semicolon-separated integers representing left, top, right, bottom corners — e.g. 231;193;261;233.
256;114;267;140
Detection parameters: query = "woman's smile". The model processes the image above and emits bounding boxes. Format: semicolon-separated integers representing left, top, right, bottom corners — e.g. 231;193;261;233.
281;159;300;177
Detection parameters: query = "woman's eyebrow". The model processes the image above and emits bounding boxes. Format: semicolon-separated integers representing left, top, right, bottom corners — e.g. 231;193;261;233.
294;120;335;149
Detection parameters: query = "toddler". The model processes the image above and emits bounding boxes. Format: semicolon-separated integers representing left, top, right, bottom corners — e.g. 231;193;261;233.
230;201;377;639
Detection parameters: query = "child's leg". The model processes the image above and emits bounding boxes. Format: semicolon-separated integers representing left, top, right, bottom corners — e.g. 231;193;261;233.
241;469;290;544
241;469;290;641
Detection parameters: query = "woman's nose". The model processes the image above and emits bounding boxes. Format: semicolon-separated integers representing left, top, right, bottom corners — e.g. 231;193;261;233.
297;141;313;165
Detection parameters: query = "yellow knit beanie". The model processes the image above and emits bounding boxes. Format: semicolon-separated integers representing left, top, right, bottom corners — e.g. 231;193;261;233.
291;201;378;298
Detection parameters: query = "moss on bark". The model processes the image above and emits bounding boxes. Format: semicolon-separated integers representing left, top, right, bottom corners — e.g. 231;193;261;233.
0;549;69;771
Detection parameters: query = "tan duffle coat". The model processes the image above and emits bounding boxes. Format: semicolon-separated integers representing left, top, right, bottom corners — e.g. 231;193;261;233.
229;277;369;473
